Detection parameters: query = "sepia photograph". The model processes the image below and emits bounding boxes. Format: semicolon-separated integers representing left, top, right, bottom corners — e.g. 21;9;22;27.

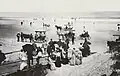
0;0;120;76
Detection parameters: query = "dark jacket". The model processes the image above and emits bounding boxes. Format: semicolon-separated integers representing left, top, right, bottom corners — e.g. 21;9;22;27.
22;44;35;59
0;51;6;64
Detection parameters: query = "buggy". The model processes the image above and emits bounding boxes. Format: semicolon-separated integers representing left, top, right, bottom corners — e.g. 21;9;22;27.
34;29;48;43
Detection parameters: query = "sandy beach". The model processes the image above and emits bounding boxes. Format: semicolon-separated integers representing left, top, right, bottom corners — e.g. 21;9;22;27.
0;13;120;75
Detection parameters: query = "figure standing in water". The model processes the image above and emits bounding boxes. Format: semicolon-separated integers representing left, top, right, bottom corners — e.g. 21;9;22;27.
30;22;32;26
21;21;23;25
16;32;21;42
21;20;24;25
117;24;120;31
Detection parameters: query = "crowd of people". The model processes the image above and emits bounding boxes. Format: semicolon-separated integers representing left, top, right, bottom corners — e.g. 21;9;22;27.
17;35;91;70
0;31;91;72
0;19;91;72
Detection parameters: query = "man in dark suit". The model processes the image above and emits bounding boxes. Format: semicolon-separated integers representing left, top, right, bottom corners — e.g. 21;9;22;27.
22;44;35;68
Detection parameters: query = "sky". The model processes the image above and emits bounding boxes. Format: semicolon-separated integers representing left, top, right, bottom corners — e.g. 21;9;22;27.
0;0;120;13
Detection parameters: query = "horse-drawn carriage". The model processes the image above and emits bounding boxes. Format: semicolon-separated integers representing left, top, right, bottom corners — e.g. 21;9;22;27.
55;22;73;31
107;34;120;53
56;28;75;40
34;30;48;43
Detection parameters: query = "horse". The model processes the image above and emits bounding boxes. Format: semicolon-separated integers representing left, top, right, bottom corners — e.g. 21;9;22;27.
55;25;62;31
43;23;50;28
21;32;33;42
36;35;46;42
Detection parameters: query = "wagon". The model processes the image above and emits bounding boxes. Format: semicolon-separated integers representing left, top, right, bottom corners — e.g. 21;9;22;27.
34;29;48;43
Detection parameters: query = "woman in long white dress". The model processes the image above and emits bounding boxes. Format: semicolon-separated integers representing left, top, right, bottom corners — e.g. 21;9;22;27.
49;56;56;70
68;48;73;60
69;48;76;66
34;48;43;65
74;49;82;65
19;50;28;70
55;47;62;67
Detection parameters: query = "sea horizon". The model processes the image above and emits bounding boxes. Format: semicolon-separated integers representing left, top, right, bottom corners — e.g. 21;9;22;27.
0;11;120;19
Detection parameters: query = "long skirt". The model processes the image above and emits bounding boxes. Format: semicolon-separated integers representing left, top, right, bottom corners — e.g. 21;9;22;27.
61;58;69;65
69;54;75;66
55;57;61;67
75;58;82;65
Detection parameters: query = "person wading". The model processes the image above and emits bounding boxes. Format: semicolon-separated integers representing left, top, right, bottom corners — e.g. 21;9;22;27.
16;32;21;42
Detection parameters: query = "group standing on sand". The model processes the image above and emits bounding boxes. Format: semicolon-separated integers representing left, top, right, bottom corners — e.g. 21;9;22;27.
16;19;91;70
18;36;91;70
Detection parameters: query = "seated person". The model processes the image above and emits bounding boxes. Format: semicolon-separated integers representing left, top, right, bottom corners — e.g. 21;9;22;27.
74;49;82;65
0;50;6;65
19;56;27;70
